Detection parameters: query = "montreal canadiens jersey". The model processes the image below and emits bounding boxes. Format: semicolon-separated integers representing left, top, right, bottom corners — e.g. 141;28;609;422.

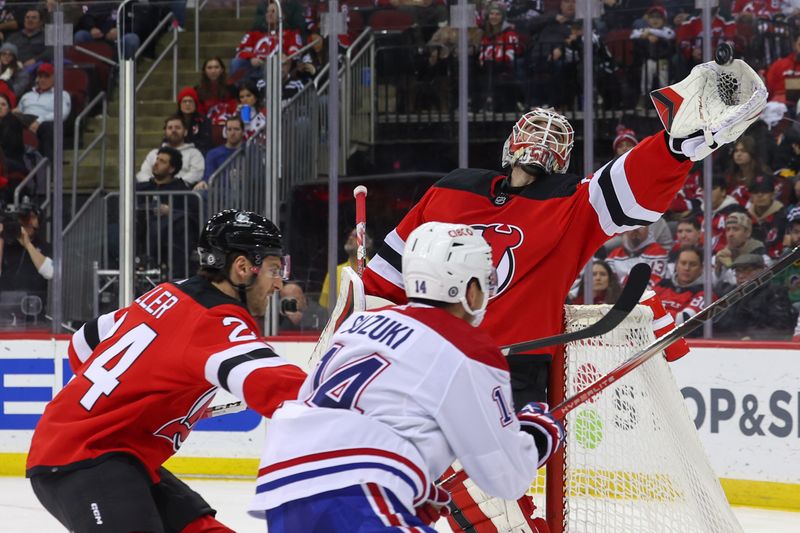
27;277;306;481
363;132;692;348
250;304;540;515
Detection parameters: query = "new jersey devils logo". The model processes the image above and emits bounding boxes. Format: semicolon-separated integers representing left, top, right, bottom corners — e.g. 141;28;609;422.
154;387;217;451
472;223;524;297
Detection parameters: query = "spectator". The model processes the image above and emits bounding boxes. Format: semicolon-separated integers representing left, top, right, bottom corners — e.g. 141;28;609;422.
765;32;800;104
278;281;328;332
319;228;373;309
175;87;212;154
612;126;637;156
668;216;702;262
748;174;787;258
136;115;205;185
0;200;52;325
136;146;199;279
252;0;307;35
706;176;747;252
73;1;141;60
713;253;797;339
389;0;447;47
0;43;31;98
631;5;675;109
231;0;303;83
726;135;771;207
281;53;313;101
0;92;25;173
236;81;266;140
673;11;736;80
655;245;712;326
6;8;49;68
0;1;20;41
195;57;236;117
196;115;245;191
606;225;669;288
571;259;622;304
714;211;769;289
776;208;800;311
524;0;576;107
477;2;524;113
601;0;648;31
13;62;71;163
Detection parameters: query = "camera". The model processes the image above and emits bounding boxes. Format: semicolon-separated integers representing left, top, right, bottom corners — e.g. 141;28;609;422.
280;297;298;315
1;200;39;244
1;208;23;244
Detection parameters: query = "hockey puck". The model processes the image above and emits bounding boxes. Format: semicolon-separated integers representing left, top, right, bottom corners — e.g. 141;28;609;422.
714;42;734;66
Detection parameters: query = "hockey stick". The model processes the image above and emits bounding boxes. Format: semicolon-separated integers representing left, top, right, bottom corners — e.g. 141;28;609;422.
354;185;368;276
205;189;371;420
501;263;652;356
550;245;800;420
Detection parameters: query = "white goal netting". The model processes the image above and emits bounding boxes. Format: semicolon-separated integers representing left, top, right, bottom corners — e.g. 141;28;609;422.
528;304;742;533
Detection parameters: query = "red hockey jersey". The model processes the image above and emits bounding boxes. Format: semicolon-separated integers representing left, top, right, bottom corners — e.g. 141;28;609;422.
606;241;669;289
235;28;302;61
362;132;692;349
27;277;306;481
654;278;711;326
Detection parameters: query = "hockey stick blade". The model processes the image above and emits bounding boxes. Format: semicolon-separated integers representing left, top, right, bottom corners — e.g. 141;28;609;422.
502;263;652;356
551;245;800;421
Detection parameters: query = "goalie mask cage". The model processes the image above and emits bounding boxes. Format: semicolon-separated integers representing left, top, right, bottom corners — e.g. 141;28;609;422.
531;304;742;533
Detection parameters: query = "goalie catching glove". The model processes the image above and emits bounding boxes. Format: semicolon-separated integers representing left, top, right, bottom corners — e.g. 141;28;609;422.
651;58;767;161
517;402;565;468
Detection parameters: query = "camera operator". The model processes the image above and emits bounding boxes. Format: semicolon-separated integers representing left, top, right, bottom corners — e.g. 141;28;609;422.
0;201;52;324
278;281;327;333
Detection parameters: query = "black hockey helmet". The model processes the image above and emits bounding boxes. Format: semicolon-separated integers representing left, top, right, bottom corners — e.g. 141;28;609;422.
198;210;283;271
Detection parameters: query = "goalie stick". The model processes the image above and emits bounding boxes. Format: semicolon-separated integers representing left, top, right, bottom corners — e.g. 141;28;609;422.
501;263;651;355
551;244;800;420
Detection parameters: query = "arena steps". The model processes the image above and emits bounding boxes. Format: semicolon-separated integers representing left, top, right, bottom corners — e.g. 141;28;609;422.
70;7;255;193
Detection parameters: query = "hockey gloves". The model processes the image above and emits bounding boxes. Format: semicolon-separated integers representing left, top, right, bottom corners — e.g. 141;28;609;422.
517;402;565;468
651;59;767;162
415;483;451;526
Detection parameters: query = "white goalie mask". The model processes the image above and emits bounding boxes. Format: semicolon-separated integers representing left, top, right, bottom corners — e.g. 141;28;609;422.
502;108;575;174
403;222;497;327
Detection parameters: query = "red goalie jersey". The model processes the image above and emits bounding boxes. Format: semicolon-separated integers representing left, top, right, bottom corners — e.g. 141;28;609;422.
27;277;306;482
363;132;693;349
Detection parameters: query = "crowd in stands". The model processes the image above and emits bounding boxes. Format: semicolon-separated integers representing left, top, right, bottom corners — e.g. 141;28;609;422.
5;0;800;341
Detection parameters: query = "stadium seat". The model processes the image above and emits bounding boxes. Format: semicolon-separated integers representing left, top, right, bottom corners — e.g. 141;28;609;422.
348;11;366;41
65;42;114;98
604;29;633;67
22;128;38;150
64;67;90;120
344;0;376;11
211;124;226;147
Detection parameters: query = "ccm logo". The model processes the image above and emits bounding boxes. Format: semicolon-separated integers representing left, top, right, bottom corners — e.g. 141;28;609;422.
448;228;473;237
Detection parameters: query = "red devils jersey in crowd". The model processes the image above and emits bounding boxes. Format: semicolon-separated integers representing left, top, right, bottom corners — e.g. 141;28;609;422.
606;242;669;289
478;26;521;66
235;28;303;61
675;15;736;61
363;132;693;349
27;277;306;482
732;0;782;17
654;277;712;327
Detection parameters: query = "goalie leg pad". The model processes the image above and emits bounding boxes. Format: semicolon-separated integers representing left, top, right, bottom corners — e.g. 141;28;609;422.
439;462;546;533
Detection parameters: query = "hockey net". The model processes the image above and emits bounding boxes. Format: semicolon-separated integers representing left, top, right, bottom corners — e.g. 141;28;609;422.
527;304;742;533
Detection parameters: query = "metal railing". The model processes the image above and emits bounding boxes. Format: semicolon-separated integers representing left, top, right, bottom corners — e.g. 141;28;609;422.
280;80;320;200
134;13;179;101
104;190;206;283
207;135;264;216
71;91;108;219
317;29;375;176
62;189;106;322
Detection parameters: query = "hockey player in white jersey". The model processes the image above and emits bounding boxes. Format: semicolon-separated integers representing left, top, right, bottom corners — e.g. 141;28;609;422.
249;222;565;531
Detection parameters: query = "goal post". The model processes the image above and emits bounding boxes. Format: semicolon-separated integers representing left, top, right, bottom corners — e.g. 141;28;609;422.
533;304;742;533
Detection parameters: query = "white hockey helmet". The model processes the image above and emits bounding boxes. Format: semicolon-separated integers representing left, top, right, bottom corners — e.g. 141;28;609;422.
502;107;575;174
403;222;497;326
